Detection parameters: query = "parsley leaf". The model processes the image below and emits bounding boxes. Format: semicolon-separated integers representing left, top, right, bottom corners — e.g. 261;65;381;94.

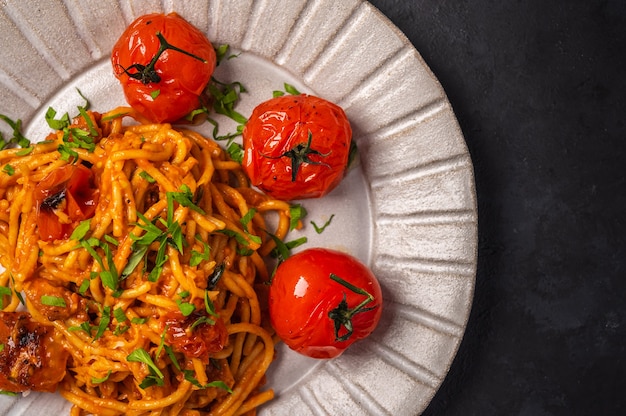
0;113;30;149
311;214;335;234
40;295;66;307
289;204;307;231
127;348;164;386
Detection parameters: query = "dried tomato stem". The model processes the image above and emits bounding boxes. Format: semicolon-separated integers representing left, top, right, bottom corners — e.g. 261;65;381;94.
121;31;207;85
328;273;377;342
281;130;331;181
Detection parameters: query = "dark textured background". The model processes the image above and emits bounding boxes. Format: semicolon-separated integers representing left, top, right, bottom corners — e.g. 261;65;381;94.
366;1;626;415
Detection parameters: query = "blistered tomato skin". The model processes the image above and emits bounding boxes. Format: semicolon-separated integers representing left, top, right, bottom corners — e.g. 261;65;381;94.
111;13;216;123
269;248;383;359
242;94;352;201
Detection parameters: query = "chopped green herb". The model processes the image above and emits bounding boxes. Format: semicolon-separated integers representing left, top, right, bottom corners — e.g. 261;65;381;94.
127;348;164;388
113;307;128;323
190;236;211;267
40;295;66;307
101;111;130;122
78;279;90;295
45;106;70;130
284;83;301;95
208;78;248;125
2;165;14;176
93;306;111;340
289;204;307;231
91;370;112;384
204;290;218;317
0;113;30;149
150;89;161;100
273;83;301;97
311;214;335;234
15;147;33;156
139;170;156;183
183;370;232;392
70;219;91;241
227;141;243;163
177;300;195;317
267;233;308;263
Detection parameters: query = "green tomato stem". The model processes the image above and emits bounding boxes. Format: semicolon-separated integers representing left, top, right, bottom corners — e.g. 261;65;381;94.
328;273;377;342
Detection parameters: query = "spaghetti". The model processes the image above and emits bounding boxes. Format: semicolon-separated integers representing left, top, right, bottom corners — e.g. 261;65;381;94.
0;106;292;415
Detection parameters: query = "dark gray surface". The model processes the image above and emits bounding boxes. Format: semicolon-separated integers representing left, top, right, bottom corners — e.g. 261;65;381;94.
367;1;626;415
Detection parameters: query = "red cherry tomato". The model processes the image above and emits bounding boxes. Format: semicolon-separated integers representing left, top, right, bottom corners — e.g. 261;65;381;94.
111;13;216;123
269;248;383;359
34;164;99;241
242;94;353;201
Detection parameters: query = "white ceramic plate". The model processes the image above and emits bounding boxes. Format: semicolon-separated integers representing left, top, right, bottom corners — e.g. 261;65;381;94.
0;1;476;415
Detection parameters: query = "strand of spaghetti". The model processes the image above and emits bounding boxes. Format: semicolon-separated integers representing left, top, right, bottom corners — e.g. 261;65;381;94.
236;339;265;379
256;199;292;213
109;161;128;238
214;183;252;221
0;143;57;165
127;379;193;410
165;126;190;165
138;293;178;310
12;211;39;287
7;186;24;258
110;146;175;163
60;388;125;416
259;211;291;258
209;323;274;416
134;158;178;193
191;357;209;386
167;246;198;297
210;343;234;360
220;270;247;299
229;301;250;376
66;379;131;413
210;183;241;224
189;139;215;186
213;160;241;170
41;239;79;256
112;199;168;274
190;209;225;233
231;169;250;189
49;318;131;363
234;390;275;416
118;163;138;227
249;252;269;282
117;280;152;299
230;272;261;326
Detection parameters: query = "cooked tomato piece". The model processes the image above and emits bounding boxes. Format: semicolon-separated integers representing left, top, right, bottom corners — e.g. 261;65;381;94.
111;13;217;123
23;278;82;322
269;248;383;359
242;94;353;201
0;312;69;393
34;164;99;241
161;309;228;363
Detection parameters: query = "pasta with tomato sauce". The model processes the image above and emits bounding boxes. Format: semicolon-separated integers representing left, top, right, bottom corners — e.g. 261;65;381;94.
0;106;292;415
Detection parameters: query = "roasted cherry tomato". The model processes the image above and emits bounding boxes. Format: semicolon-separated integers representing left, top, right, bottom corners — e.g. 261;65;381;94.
111;13;216;123
34;164;99;241
161;309;228;364
0;312;69;393
269;248;383;359
242;94;353;201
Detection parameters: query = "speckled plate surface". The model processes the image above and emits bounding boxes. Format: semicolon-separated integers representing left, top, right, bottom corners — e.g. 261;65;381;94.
0;1;476;415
